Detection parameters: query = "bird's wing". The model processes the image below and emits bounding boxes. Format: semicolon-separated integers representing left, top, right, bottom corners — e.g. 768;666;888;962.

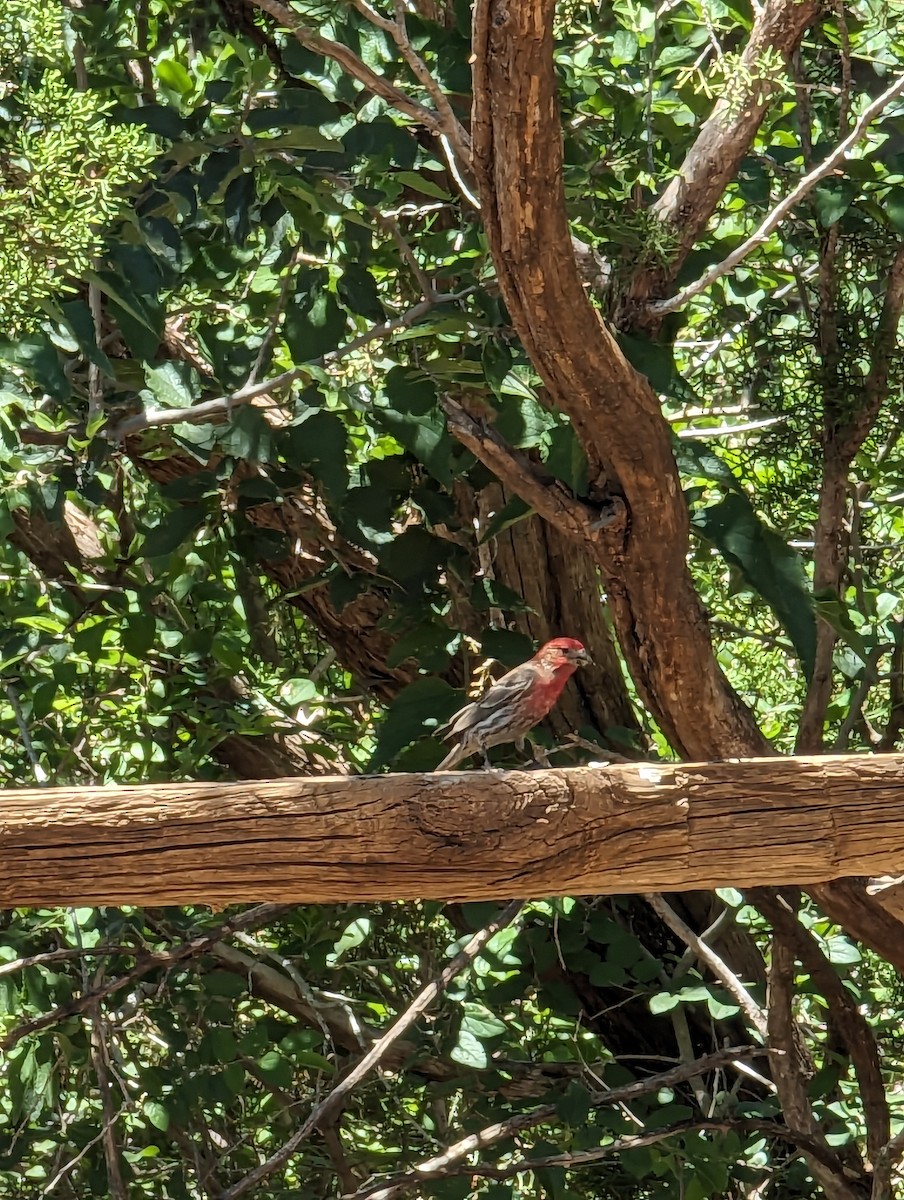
438;664;537;740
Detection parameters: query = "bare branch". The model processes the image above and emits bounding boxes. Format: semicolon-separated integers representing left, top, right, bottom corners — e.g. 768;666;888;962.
0;945;140;978
350;1046;768;1200
41;1099;129;1196
349;0;471;164
797;242;904;752
246;0;447;137
871;1126;904;1200
351;1117;859;1190
105;288;476;440
651;73;904;316
753;888;889;1164
0;904;292;1052
767;932;862;1199
89;999;128;1200
218;900;525;1200
440;395;626;546
643;892;768;1038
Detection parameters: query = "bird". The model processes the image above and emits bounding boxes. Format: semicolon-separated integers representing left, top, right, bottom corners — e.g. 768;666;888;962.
434;637;592;771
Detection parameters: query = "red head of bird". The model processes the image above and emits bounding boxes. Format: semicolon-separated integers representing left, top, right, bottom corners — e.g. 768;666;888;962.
535;638;592;679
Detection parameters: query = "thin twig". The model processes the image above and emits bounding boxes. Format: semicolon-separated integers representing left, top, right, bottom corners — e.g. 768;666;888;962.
0;945;140;978
766;932;861;1199
219;900;526;1200
349;0;470;163
244;241;312;387
372;209;435;298
353;1117;854;1191
4;682;47;782
643;893;768;1038
652;72;904;316
753;888;890;1164
676;416;784;439
89;994;127;1199
833;0;853;137
347;1045;768;1200
248;0;449;142
41;1102;129;1196
105;288;476;440
0;904;292;1052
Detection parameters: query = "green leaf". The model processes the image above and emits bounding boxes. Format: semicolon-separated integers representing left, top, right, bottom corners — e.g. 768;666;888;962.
556;1081;592;1127
282;677;317;705
649;991;679;1013
377;526;449;586
156;58;193;95
384;366;437;416
141;507;207;560
886;189;904;233
544;423;589;495
450;1028;487;1068
250;88;341;127
493;394;556;449
479;495;535;542
692;492;816;679
461;1002;507;1039
144;362;196;409
123;613;156;658
618;332;675;393
812;596;872;668
706;995;740;1019
293;1050;335;1072
480;627;533;667
391;171;450;199
284;410;348;498
386;622;455;671
367;676;460;771
143;1100;170;1132
824;934;861;965
285;271;349;360
338;263;385;322
332;917;372;958
377;405;454;485
814;178;858;226
482;338;513;398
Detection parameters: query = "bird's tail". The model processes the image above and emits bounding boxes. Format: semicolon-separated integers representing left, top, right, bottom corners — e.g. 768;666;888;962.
434;743;471;771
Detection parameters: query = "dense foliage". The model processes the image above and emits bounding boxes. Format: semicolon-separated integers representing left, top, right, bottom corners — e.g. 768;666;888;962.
3;0;904;1196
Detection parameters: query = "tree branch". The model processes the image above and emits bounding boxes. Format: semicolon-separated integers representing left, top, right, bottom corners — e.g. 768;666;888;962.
767;931;863;1199
797;242;904;752
351;1117;859;1189
350;1046;769;1200
644;892;768;1038
621;0;821;321
246;0;447;137
440;395;625;545
652;74;904;317
218;900;525;1199
107;288;476;440
753;888;889;1165
470;0;768;759
349;0;471;164
0;903;291;1052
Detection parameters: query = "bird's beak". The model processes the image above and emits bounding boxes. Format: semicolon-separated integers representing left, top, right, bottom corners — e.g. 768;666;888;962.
574;649;592;666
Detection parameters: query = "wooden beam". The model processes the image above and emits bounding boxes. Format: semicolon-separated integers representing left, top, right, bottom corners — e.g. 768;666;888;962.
3;755;904;905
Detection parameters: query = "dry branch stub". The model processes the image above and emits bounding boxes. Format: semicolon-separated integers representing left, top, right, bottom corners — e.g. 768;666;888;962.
2;755;904;905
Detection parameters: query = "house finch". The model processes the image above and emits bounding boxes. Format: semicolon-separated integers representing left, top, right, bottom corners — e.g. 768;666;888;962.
434;637;591;771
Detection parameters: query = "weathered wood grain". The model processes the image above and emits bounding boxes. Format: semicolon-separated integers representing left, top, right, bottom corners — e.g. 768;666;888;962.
2;756;904;905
